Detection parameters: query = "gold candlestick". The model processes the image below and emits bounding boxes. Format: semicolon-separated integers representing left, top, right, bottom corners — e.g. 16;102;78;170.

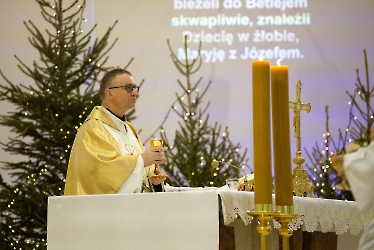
266;80;310;250
274;212;301;250
247;211;280;250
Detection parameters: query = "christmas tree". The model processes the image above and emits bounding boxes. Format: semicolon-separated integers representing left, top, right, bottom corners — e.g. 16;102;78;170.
305;49;372;200
154;37;249;188
0;0;130;248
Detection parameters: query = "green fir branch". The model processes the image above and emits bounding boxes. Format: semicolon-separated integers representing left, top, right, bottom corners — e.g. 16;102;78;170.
157;37;248;187
305;49;372;200
0;0;127;248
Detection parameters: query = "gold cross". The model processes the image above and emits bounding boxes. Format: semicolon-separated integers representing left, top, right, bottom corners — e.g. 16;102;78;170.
289;81;315;197
289;80;311;163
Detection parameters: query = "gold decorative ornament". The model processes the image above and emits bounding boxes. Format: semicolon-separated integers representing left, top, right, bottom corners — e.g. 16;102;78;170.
289;80;315;197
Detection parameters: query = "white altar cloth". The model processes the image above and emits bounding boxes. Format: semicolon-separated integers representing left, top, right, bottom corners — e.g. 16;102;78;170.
217;190;374;235
164;186;374;235
48;191;219;250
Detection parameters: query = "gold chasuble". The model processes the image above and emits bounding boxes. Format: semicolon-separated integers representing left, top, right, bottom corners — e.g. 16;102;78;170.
64;106;146;195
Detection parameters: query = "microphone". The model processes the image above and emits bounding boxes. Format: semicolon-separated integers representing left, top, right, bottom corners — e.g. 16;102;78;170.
211;159;249;191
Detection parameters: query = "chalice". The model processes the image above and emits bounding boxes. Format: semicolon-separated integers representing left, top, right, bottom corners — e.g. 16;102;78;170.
148;139;164;149
147;139;167;179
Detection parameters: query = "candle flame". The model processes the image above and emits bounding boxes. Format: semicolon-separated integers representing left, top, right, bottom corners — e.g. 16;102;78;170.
277;59;283;66
258;55;263;61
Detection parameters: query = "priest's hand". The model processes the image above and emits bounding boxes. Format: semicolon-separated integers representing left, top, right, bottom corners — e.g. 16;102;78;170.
141;147;165;167
150;175;166;185
331;127;374;178
331;154;345;177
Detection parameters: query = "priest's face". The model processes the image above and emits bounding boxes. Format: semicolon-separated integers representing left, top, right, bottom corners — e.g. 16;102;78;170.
108;73;138;113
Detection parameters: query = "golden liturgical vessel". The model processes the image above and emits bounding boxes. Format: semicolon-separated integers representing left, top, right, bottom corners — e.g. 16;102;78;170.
148;139;167;178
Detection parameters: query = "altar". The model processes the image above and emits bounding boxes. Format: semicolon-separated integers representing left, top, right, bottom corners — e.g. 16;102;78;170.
48;189;374;250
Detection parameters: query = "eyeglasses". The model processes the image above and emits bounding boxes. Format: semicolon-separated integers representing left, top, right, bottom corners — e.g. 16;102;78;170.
108;84;139;93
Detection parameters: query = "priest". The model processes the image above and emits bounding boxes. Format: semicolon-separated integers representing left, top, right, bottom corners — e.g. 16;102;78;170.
332;127;374;250
64;68;166;195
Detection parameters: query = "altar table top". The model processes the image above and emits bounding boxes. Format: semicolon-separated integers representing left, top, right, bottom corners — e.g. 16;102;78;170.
48;191;219;250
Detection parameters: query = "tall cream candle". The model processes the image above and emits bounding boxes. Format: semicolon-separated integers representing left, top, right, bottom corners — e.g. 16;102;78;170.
252;59;273;210
271;63;293;210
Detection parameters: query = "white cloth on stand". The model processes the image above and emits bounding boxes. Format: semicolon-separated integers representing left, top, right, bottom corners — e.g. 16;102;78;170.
344;141;374;250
